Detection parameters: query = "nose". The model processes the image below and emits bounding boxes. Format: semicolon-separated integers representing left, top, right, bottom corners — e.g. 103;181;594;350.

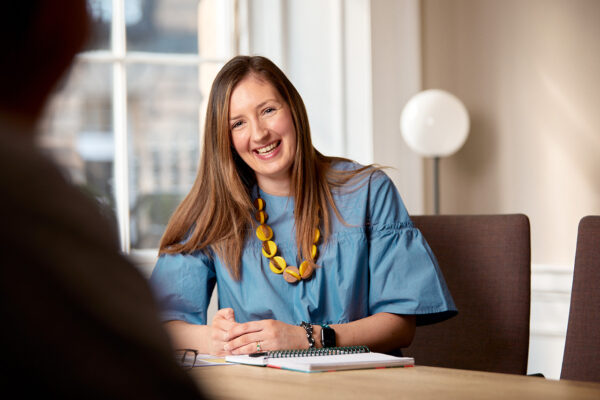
250;119;269;142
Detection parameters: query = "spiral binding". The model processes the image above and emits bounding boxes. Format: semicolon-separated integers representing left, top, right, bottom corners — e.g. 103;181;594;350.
267;346;370;358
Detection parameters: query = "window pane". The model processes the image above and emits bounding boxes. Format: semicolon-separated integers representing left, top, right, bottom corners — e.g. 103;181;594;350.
128;64;201;249
37;60;116;229
127;0;199;54
85;0;111;51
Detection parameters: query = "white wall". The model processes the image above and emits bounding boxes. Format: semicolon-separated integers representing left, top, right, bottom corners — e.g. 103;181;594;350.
370;0;424;214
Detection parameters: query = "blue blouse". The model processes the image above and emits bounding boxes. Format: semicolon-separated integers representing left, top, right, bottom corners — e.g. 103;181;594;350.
150;164;457;327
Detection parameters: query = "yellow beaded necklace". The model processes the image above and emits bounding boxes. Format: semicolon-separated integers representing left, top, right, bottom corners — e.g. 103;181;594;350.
253;197;320;283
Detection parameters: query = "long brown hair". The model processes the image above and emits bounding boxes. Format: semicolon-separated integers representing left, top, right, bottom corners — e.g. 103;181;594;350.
159;55;372;279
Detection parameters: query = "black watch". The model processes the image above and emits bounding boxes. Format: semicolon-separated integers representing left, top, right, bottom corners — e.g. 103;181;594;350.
320;324;336;348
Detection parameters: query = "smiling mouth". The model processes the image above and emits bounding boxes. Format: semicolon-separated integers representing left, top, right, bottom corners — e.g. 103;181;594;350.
255;141;281;155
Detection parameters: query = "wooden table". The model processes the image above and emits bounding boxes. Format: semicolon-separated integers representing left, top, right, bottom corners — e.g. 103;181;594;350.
190;364;600;399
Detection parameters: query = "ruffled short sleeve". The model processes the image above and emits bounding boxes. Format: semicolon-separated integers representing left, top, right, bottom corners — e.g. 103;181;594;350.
149;251;216;325
366;171;457;326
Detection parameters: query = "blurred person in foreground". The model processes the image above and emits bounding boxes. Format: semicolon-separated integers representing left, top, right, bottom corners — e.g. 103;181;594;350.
0;2;206;398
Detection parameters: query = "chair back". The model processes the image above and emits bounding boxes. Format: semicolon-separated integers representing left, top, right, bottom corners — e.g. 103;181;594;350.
404;214;531;374
561;216;600;382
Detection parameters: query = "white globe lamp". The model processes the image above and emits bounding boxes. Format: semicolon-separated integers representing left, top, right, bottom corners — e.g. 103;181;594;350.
400;89;470;214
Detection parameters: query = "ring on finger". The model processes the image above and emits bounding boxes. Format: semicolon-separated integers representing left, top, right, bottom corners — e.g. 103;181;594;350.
256;342;261;352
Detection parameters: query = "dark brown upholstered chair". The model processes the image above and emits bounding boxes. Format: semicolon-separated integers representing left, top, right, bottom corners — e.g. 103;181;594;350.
561;216;600;382
404;214;531;374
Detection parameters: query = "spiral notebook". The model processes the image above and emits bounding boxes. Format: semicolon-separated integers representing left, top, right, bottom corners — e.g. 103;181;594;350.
225;346;414;373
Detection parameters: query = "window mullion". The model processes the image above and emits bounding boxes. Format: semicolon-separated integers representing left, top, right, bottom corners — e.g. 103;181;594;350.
78;50;226;65
112;0;130;253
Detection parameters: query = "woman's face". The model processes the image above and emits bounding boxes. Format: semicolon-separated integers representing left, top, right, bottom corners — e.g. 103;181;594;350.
229;74;297;195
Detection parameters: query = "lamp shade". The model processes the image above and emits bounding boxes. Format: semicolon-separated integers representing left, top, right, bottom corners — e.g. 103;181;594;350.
400;89;470;157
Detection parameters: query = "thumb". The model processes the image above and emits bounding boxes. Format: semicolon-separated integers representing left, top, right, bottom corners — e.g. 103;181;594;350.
216;307;235;321
224;308;235;321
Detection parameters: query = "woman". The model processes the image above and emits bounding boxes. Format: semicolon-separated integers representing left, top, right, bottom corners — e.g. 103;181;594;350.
150;55;456;356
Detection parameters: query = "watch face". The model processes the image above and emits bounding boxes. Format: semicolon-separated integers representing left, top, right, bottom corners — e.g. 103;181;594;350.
321;326;336;348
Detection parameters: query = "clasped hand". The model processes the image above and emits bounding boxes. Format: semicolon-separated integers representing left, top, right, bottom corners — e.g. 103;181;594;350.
209;308;305;356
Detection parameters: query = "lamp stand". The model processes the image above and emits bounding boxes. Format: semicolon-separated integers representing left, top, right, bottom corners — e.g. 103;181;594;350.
433;156;440;215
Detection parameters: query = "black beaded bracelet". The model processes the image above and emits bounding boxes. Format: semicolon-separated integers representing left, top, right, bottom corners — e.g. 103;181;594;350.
299;321;315;349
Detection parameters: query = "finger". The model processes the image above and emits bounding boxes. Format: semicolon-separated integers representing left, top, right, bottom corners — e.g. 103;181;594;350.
210;324;230;344
214;308;235;321
212;309;237;332
225;332;264;354
227;320;264;340
212;321;241;343
233;341;265;355
224;308;235;321
214;318;238;333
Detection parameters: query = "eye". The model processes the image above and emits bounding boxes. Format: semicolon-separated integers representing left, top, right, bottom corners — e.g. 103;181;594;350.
263;107;275;114
231;120;243;130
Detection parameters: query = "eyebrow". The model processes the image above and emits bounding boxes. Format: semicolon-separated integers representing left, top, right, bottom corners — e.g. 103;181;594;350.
229;99;281;121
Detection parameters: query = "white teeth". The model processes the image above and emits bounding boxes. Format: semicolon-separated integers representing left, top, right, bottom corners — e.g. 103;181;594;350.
256;141;279;155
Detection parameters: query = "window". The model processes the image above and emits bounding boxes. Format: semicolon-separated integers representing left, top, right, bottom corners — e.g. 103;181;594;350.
39;0;244;259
